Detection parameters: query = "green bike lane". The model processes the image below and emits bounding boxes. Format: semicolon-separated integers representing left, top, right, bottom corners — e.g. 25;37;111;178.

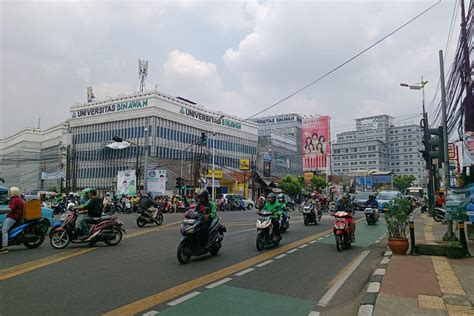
144;218;387;316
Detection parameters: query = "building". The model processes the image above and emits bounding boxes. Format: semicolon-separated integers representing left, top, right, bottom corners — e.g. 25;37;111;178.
68;90;258;195
251;113;303;178
332;115;425;186
0;123;71;193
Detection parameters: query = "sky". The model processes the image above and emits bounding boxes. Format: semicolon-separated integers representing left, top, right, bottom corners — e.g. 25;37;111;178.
0;0;461;138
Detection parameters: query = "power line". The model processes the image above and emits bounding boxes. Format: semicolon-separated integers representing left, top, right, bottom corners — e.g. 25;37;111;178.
246;0;442;120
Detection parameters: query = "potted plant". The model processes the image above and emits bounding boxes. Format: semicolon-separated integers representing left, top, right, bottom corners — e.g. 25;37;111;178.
386;198;411;255
446;240;464;259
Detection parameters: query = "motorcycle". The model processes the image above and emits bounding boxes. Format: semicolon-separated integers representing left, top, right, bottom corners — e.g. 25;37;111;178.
433;207;445;222
177;211;226;264
256;210;282;251
333;211;353;252
111;200;124;214
136;207;164;227
301;202;321;225
5;218;50;249
364;207;379;225
49;209;125;249
280;207;290;233
51;201;66;215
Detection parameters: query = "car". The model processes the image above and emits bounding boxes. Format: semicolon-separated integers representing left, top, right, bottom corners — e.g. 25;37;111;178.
353;192;377;211
376;190;403;213
0;185;56;227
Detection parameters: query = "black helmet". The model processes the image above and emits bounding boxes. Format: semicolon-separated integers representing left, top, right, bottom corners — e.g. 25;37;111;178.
197;189;209;199
267;193;277;201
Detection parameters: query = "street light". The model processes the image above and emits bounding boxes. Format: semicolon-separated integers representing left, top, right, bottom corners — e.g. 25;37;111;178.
211;113;225;201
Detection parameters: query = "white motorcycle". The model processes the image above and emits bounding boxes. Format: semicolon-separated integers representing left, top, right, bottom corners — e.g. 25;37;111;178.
256;210;281;251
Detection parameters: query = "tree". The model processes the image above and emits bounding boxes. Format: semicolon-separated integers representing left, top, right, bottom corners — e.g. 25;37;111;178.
311;176;327;191
279;176;302;197
393;175;416;193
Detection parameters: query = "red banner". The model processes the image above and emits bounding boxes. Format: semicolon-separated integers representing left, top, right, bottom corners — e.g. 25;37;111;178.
302;116;330;171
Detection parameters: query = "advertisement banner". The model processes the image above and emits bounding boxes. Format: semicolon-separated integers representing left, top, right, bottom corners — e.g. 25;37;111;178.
206;169;224;179
147;169;167;195
117;170;137;196
302;116;330;171
41;170;65;180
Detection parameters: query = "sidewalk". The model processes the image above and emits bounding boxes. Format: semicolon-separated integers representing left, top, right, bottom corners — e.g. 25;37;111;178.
373;212;474;316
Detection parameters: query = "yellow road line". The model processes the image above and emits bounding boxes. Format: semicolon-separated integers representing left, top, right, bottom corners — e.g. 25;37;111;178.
103;227;337;316
431;256;465;295
0;248;96;281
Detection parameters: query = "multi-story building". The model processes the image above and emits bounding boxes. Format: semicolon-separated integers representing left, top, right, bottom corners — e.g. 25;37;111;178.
0;123;71;193
332;115;425;185
252;113;303;178
68;90;258;194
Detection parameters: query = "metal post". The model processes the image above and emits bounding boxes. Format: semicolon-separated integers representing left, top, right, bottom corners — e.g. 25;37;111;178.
460;0;473;131
439;50;453;239
458;221;472;257
143;127;149;194
212;131;216;201
409;220;418;255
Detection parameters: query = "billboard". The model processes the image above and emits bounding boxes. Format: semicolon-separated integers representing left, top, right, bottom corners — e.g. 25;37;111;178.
147;169;167;195
117;170;137;196
239;159;250;170
302;116;330;171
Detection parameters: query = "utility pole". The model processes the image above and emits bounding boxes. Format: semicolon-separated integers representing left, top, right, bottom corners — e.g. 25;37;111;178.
143;127;149;194
460;0;473;131
439;50;453;239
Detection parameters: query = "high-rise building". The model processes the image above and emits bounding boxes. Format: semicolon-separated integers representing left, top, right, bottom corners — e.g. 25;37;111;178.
332;115;425;185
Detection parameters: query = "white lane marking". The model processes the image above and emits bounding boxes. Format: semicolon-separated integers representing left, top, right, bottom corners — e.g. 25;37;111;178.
384;251;392;256
367;282;380;293
373;268;386;276
235;268;255;277
256;260;273;268
205;277;233;289
143;311;160;316
317;250;370;307
308;311;320;316
298;244;308;249
287;248;299;254
309;240;317;244
167;291;201;306
275;254;287;259
380;257;390;265
374;240;380;244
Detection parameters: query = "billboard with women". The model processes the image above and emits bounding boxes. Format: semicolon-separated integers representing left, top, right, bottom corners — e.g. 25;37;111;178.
302;116;330;171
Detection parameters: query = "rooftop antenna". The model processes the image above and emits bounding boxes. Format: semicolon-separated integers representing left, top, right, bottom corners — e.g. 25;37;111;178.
37;117;41;129
87;86;95;103
138;59;148;92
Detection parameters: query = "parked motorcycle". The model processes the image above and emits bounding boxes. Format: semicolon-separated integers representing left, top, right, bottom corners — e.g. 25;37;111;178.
333;211;353;252
364;207;379;225
177;211;226;264
111;200;124;213
301;202;321;225
6;218;50;249
136;208;164;227
433;207;445;222
256;210;282;251
49;209;125;249
280;207;290;233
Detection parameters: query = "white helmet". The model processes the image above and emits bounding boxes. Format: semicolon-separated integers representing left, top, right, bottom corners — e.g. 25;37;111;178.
9;187;21;197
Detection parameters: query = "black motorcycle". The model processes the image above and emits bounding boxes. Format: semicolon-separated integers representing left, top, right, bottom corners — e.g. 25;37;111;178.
364;207;379;225
136;208;164;227
177;211;226;264
280;208;290;233
301;202;321;225
433;207;446;222
51;201;66;215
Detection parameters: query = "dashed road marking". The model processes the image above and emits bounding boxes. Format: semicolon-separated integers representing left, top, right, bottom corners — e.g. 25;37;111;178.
256;260;273;268
287;249;299;254
205;278;233;289
167;291;201;306
143;311;160;316
275;254;287;259
310;240;318;244
299;244;308;249
234;268;255;277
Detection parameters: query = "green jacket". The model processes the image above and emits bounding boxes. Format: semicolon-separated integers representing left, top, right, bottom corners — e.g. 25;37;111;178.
197;201;217;219
262;201;282;219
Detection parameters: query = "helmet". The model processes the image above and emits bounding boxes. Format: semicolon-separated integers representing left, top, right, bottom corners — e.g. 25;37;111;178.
9;187;21;197
342;193;350;199
197;189;210;199
267;193;277;201
83;188;93;193
278;193;285;201
369;194;375;200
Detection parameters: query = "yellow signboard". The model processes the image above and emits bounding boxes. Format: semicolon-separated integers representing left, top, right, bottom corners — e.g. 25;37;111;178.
206;169;223;179
304;172;314;183
240;159;250;170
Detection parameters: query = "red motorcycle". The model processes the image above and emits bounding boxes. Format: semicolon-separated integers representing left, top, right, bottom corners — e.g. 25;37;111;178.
332;211;353;252
49;209;125;249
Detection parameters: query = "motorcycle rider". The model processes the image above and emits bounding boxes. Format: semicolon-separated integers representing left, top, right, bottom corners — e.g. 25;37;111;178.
278;194;290;229
195;189;217;244
139;194;160;219
103;193;112;213
336;193;356;242
1;187;24;254
364;194;379;221
77;188;102;239
257;196;266;210
262;193;282;241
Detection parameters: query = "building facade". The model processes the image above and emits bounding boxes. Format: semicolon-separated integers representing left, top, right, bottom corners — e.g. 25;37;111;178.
332;115;425;186
0;123;71;193
251;113;303;178
69;90;258;194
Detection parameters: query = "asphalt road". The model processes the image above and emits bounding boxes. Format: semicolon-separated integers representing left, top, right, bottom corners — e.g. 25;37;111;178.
0;210;388;316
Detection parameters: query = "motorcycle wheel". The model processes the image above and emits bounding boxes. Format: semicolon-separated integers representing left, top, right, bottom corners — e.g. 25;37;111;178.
23;233;45;249
104;227;123;246
256;235;265;252
177;240;193;264
304;216;310;226
335;234;343;252
433;213;444;222
155;214;164;226
136;216;147;228
50;230;71;249
210;241;222;256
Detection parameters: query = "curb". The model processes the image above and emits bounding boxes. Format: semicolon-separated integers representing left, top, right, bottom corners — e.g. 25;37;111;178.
357;247;393;316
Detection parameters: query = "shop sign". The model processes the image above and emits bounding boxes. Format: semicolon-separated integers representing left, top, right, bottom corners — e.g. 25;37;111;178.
206;169;223;179
239;159;250;170
179;107;242;130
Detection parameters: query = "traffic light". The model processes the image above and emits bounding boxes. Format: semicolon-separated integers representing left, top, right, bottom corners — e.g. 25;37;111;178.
422;126;445;168
201;132;207;146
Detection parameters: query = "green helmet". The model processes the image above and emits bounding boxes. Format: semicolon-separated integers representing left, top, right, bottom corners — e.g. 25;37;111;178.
83;188;94;193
